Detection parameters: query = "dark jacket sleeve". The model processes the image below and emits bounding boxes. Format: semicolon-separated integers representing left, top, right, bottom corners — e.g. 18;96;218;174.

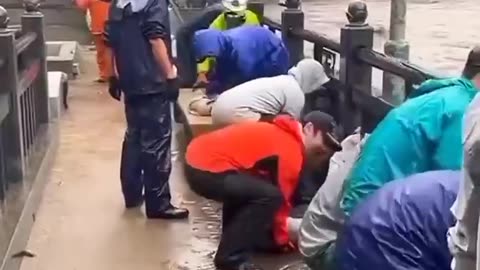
141;0;169;40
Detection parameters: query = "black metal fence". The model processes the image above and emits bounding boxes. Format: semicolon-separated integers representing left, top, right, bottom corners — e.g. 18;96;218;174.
0;1;51;265
172;0;446;137
249;1;443;137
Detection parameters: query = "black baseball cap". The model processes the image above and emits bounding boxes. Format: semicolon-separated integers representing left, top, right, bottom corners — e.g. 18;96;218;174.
302;111;342;152
466;46;480;67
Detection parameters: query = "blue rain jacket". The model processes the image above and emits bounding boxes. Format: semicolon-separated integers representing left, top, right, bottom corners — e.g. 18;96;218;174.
193;26;289;95
336;170;460;270
106;0;170;97
341;77;478;216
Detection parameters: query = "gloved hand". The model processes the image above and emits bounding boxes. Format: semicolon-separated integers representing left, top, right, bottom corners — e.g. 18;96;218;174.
166;77;180;102
192;72;209;90
108;76;121;101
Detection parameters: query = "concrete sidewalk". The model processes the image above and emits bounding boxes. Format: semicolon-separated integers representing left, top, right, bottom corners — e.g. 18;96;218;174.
18;49;301;270
19;49;201;270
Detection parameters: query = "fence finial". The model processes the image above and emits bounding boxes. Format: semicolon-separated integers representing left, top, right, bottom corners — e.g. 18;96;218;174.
346;1;368;25
0;6;9;29
23;0;41;13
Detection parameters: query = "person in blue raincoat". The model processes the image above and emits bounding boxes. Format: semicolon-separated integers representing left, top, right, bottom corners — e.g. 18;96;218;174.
336;170;460;270
193;25;289;96
105;0;188;219
341;46;480;216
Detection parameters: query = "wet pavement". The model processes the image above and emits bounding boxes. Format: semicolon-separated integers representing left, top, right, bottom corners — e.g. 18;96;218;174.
18;1;479;269
18;49;304;270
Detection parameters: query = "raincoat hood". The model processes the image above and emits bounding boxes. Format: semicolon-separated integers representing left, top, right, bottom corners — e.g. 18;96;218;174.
409;77;477;99
273;115;304;143
194;29;226;61
288;59;330;94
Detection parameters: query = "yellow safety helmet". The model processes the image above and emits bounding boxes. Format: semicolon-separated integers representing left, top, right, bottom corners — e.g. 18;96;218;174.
222;0;247;13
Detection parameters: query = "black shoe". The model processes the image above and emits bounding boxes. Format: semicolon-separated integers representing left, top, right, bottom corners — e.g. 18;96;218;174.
146;205;189;219
125;196;144;209
217;262;264;270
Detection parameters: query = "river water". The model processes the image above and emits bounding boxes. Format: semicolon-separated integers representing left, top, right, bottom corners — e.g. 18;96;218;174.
265;0;479;76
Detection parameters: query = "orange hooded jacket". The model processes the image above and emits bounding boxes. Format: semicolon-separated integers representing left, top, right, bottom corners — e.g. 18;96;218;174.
186;115;305;246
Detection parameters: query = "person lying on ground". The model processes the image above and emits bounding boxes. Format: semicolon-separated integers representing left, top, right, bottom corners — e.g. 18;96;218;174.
193;25;289;97
184;111;342;270
336;170;460;270
448;92;480;270
210;58;329;126
298;130;368;270
195;0;261;88
340;46;480;217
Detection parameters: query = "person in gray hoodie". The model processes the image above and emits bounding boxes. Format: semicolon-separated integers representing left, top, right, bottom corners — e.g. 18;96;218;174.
211;58;330;126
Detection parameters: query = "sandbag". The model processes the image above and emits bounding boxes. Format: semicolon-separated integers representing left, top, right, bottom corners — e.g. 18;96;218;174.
336;170;460;270
188;95;215;116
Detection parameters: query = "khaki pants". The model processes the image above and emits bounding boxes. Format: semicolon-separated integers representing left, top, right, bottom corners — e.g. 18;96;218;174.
448;96;480;270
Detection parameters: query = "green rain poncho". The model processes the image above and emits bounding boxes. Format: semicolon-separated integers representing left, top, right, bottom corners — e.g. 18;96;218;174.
341;77;479;216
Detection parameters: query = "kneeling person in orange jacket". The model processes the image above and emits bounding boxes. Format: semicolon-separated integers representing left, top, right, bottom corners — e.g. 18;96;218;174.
185;111;342;270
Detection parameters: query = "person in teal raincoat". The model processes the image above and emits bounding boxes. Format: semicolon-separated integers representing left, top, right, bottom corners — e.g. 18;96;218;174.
341;46;480;216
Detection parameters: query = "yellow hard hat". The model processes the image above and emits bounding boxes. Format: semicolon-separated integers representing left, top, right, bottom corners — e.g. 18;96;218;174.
222;0;247;13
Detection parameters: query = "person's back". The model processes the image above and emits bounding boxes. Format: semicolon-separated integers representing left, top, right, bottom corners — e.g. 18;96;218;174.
341;77;478;216
211;58;329;126
212;75;301;124
186;116;303;174
194;26;289;95
226;26;289;80
337;170;460;270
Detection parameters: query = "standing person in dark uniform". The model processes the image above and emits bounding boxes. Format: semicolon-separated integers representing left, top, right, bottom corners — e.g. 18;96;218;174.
105;0;189;219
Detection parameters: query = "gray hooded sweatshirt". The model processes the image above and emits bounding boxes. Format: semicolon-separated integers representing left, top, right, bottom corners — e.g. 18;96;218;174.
211;58;329;122
299;132;368;259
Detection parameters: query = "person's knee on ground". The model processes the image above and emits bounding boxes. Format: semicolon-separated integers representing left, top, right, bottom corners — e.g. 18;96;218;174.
213;183;283;268
184;111;342;269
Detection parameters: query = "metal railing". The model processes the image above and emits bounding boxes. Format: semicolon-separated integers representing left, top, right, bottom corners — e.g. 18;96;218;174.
0;2;50;265
250;1;444;136
173;0;446;136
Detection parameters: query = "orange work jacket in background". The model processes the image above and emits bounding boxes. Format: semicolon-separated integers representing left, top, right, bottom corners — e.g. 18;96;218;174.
76;0;110;34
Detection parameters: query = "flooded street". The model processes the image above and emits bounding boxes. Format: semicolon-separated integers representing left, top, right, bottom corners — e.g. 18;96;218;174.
265;0;479;76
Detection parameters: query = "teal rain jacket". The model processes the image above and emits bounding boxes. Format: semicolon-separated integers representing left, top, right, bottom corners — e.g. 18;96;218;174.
341;77;479;216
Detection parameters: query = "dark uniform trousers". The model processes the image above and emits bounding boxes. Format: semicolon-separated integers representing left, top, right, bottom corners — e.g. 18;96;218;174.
120;93;172;213
184;164;283;268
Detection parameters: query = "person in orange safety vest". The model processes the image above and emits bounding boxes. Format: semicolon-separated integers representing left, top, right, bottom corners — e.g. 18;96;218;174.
76;0;112;83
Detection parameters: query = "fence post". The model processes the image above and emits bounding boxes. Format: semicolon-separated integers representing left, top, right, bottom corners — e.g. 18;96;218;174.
281;0;304;67
382;0;409;105
247;2;264;22
21;0;49;124
0;6;25;184
339;1;374;136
